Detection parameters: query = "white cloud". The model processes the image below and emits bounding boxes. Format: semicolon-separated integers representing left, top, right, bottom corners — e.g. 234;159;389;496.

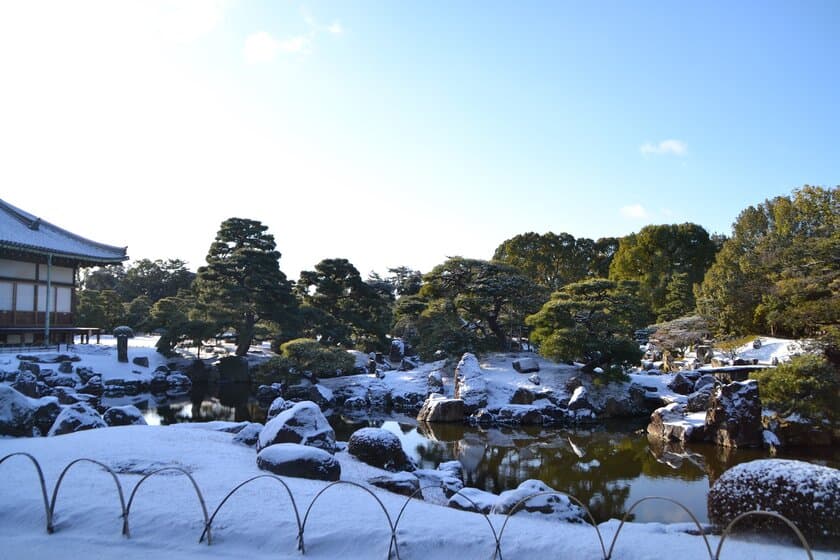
243;32;310;63
243;31;279;64
327;22;344;35
640;139;687;156
278;35;311;54
620;204;650;219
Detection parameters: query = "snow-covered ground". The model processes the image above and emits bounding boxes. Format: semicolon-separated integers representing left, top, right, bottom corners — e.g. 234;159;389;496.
0;424;831;560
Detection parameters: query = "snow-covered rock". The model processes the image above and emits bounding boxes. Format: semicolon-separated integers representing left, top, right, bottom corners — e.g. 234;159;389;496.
494;479;586;523
708;459;840;539
368;471;420;497
232;422;263;447
257;401;336;453
512;358;540;374
667;372;695;395
685;385;714;413
103;405;147;427
704;380;762;448
256;443;340;481
347;427;414;472
495;405;543;426
647;403;705;444
47;402;107;436
11;370;39;398
417;394;466;423
447;486;498;514
509;386;536;405
455;353;487;412
0;385;60;437
266;396;294;420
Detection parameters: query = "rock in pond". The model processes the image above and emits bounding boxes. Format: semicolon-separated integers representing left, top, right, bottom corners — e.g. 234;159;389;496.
417;394;465;423
103;405;147;427
348;427;414;472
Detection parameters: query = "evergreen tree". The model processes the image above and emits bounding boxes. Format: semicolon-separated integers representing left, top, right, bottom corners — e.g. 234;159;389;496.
420;257;545;353
526;279;644;371
296;258;393;350
609;223;717;322
696;185;839;362
194;218;296;356
493;231;607;291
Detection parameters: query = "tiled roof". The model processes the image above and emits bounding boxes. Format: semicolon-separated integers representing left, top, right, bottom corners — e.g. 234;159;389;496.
0;198;127;265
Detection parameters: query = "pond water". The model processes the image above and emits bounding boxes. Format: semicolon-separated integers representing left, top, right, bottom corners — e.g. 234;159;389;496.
134;383;839;525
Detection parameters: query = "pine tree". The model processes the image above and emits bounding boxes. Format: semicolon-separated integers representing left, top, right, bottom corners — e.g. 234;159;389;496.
194;218;296;356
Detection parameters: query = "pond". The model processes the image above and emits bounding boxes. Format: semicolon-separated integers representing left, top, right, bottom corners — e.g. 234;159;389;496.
136;383;839;525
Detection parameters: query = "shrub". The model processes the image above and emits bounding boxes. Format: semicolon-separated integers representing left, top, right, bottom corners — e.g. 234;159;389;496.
279;338;355;378
751;354;840;426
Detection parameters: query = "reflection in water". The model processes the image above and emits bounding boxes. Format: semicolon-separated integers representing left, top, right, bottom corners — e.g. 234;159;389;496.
330;415;840;524
140;393;839;525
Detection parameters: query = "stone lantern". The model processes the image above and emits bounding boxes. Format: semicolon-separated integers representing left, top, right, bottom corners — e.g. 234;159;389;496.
113;325;134;363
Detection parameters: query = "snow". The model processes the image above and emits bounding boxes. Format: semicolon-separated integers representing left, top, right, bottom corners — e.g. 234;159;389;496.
0;426;831;559
0;197;126;261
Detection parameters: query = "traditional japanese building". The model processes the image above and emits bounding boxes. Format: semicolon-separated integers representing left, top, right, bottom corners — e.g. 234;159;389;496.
0;198;127;346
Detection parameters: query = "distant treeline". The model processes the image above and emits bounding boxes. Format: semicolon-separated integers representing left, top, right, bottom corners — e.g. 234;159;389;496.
77;185;838;368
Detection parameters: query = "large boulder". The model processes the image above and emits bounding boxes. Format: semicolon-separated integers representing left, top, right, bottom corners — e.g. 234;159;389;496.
348;427;414;472
647;403;705;444
0;385;60;437
510;387;536;405
455;353;487;413
257;401;336;453
512;358;540;374
685;385;714;413
47;402;107;436
417;394;465;423
103;405;147;427
708;459;840;540
257;443;340;481
667;372;695;395
11;371;39;398
704;380;762;448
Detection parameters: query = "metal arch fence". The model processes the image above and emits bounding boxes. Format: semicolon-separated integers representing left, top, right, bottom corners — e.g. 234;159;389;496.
0;452;816;560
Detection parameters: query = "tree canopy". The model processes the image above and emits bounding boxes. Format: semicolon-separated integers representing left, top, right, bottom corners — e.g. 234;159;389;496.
193;217;296;356
696;185;839;362
493;231;618;292
526;278;645;371
418;257;545;355
296;258;393;350
608;223;717;323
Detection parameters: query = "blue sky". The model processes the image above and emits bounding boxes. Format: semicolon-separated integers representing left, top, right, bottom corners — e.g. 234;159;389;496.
0;1;836;278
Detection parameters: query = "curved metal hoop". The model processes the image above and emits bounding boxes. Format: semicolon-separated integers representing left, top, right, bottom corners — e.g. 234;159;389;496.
0;453;52;533
49;458;127;536
124;467;211;545
607;496;713;559
392;484;502;560
199;474;302;547
300;480;397;558
496;491;607;560
715;510;814;560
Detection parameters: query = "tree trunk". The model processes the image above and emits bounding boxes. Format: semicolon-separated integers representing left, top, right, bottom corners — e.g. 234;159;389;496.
235;316;255;356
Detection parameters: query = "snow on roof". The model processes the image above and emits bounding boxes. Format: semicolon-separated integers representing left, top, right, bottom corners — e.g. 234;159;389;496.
0;198;127;265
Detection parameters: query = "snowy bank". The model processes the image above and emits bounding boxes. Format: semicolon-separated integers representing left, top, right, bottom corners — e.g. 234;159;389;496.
0;425;832;559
